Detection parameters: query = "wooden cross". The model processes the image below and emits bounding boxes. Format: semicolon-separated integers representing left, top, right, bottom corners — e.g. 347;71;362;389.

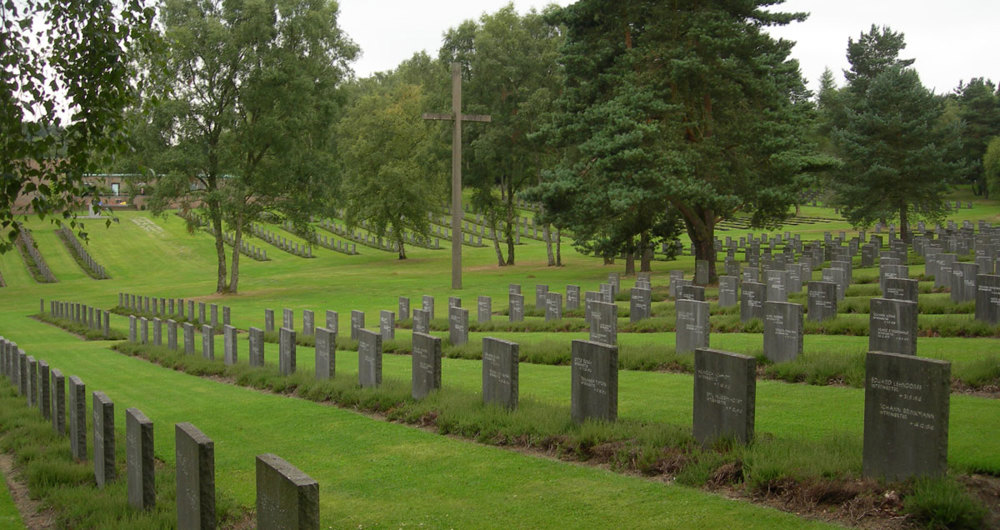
423;62;491;290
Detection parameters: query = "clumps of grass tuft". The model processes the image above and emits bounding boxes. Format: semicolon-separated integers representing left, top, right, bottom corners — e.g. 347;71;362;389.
764;351;865;387
903;477;987;530
952;356;1000;390
34;313;127;340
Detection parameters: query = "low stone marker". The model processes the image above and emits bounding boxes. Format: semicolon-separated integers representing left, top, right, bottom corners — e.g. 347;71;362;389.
821;267;847;300
153;318;162;346
210;304;218;328
256;453;319;530
668;270;684;298
508;293;524;322
951;262;978;303
571;340;618;423
449;296;461;309
201;325;215;360
140;317;149;344
545;292;562;321
629;287;651;322
718;276;738;308
350;310;364;341
422;295;435;319
763;302;804;363
223;325;237;365
249;327;264;367
740;282;766;322
315;328;335;380
126;407;155;510
93;391;116;487
302;310;315;336
38;360;50;419
411;332;442;400
183;323;195;355
482;338;519;410
68;376;86;460
869;298;918;356
398;297;410;321
588;300;618;345
265;309;275;332
975;274;1000;325
477;296;491;323
51;369;65;435
325;310;338;333
283;308;294;330
862;351;950;481
280;328;297;375
675;299;710;354
566;285;581;311
357;329;382;388
380;310;395;341
765;270;788;302
884;277;919;303
807;281;838;322
129;315;137;342
168;320;178;350
26;356;36;407
199;303;206;325
448;306;469;345
695;259;710;285
693;348;756;445
412;309;430;334
535;284;549;309
175;422;215;529
678;284;705;302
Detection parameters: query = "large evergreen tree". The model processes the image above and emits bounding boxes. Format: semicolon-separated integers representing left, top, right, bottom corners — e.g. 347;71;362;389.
953;78;1000;197
529;0;822;279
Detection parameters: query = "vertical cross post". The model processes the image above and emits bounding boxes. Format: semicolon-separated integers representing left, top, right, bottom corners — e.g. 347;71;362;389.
423;62;491;290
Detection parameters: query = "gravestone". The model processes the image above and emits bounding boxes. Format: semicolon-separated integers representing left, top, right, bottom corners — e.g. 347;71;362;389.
379;310;395;341
678;284;705;301
588;301;618;345
718;276;738;308
668;270;685;298
283;308;294;330
175;422;215;529
183;323;195;355
140;317;149;344
38;360;50;419
879;264;910;295
26;356;36;407
975;274;1000;325
411;332;442;400
740;282;766;322
249;327;264;367
199;303;206;325
398;297;410;321
545;292;562;321
693;348;756;445
126;407;155;510
68;376;86;460
763;302;804;363
357;329;382;388
629;288;651;322
422;295;435;320
608;272;620;297
951;262;978;303
807;281;838;322
302;310;315;336
571;340;618;423
51;369;66;435
153;318;162;346
448;306;469;345
210;304;218;328
869;298;918;355
477;296;492;323
862;352;949;481
695;260;710;285
412;309;430;334
315;328;335;380
223;306;230;326
223;325;237;365
350;310;365;341
482;338;519;410
508;284;521;295
279;328;296;375
129;315;137;342
93;391;115;487
535;284;549;309
765;270;788;302
884;278;919;303
675;299;710;354
508;293;524;322
255;454;319;530
566;285;581;311
821;268;847;300
201;325;214;360
265;309;275;332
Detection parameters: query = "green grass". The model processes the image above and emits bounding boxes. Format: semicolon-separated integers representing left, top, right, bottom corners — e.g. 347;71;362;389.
0;467;23;529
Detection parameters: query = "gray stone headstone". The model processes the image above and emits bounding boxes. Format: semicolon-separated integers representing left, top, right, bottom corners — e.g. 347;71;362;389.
629;288;651;322
153;318;162;346
283;308;294;330
608;272;620;297
740;282;766;322
201;325;215;360
325;310;338;333
545;292;562;321
765;270;788;303
588;301;618;346
422;295;435;320
302;310;315;336
93;391;115;487
223;325;237;365
695;259;710;285
862;352;949;481
571;340;618;423
249;327;264;367
183;323;195;355
675;299;710;354
884;278;919;303
168;320;178;350
869;298;918;356
508;294;524;322
693;348;756;445
975;274;1000;325
398;297;410;321
255;453;319;530
68;375;86;460
879;264;910;295
482;338;519;410
38;360;49;419
26;356;36;407
51;368;65;436
357;329;382;388
350;310;364;341
668;270;685;298
951;262;978;303
210;304;218;328
807;281;838;322
535;284;549;309
129;315;137;342
279;328;297;375
140;317;149;344
315;328;335;380
126;407;155;510
719;276;738;308
678;284;705;302
223;306;230;326
477;296;492;323
199;302;206;325
763;302;804;363
508;283;521;295
821;268;847;300
378;310;395;341
175;422;215;529
265;309;275;333
411;332;442;400
412;309;430;334
566;285;581;311
449;306;469;345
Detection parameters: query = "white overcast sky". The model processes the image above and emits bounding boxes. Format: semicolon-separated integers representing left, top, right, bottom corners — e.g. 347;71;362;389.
337;0;999;95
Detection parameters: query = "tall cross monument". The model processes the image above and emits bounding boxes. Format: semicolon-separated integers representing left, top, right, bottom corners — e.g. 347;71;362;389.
423;62;491;290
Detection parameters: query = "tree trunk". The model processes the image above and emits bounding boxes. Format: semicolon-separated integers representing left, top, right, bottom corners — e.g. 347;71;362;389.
208;197;228;293
543;223;555;266
398;239;407;260
228;216;243;294
555;229;562;266
491;217;505;266
624;250;635;275
505;192;516;266
898;202;909;243
678;203;718;284
639;231;652;272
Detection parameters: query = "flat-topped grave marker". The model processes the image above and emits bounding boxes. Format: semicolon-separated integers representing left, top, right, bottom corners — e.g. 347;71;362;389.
763;302;804;363
740;282;766;322
718;276;738;308
201;325;214;360
357;329;382;388
869;298;918;356
571;340;618;423
380;310;395;341
508;293;524;322
693;348;755;446
482;338;518;410
477;296;491;323
545;291;562;321
279;328;297;375
411;332;442;400
175;422;215;529
675;299;710;354
884;277;919;303
223;325;237;365
126;407;155;510
449;306;469;345
255;453;319;530
68;376;86;460
807;281;838;322
975;274;1000;325
350;310;364;341
93;391;115;487
588;300;617;346
629;287;651;322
